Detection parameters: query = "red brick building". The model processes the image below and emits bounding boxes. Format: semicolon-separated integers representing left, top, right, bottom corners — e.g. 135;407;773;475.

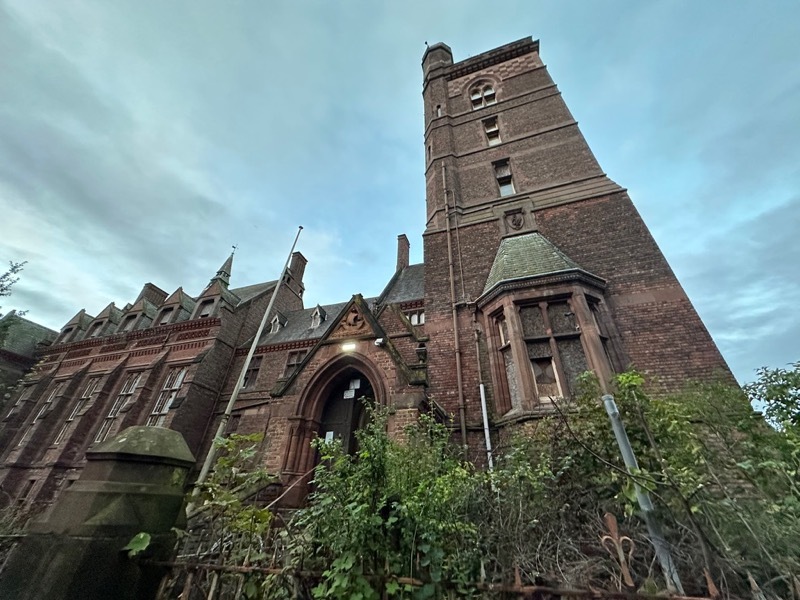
0;37;731;510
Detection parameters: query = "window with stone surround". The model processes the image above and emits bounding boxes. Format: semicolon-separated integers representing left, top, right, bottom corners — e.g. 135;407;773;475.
470;83;496;109
242;356;262;389
95;372;141;443
54;377;101;444
405;309;425;326
519;299;588;399
488;289;619;415
17;381;64;445
483;117;501;146
493;159;515;197
146;366;187;427
283;349;308;378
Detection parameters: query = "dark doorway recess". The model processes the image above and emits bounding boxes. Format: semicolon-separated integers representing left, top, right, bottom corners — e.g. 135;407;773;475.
318;367;374;454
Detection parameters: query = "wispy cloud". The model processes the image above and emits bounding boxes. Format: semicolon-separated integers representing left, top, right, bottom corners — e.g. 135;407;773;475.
0;0;797;384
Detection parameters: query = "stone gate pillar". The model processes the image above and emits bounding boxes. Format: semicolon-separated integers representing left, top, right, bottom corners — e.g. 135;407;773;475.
0;426;194;600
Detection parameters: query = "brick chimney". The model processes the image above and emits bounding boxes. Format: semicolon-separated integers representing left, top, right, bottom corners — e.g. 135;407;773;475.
396;234;410;272
135;283;168;306
289;252;307;283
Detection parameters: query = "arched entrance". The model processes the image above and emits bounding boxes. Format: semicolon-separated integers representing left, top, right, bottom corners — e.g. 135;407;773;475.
318;367;374;454
282;353;387;481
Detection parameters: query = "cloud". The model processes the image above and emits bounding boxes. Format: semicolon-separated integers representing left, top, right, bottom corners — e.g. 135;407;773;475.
0;0;797;386
674;196;800;382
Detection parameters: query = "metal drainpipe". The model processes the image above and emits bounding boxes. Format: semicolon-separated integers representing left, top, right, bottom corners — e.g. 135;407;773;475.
472;309;494;469
442;162;468;451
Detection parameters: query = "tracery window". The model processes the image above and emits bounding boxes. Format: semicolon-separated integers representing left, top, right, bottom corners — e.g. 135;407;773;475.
470;83;497;109
519;299;588;400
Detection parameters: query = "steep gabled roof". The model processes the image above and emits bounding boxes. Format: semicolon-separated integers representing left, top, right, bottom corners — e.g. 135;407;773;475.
482;232;599;295
63;309;94;330
93;302;123;324
162;287;196;312
230;281;276;305
380;263;425;305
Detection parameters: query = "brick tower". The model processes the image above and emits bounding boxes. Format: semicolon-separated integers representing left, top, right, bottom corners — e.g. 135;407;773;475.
421;38;731;453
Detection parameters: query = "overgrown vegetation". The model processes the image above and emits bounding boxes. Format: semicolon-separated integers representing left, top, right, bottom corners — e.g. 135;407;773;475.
168;365;800;599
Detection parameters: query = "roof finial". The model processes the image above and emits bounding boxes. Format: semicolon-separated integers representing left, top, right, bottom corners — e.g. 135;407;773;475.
231;244;238;256
211;251;234;287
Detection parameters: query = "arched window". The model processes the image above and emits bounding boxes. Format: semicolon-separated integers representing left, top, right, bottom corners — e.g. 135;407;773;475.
470;83;497;110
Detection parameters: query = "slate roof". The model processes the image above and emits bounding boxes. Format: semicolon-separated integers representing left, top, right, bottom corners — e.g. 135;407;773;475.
230;281;276;305
0;312;58;357
255;297;379;347
256;301;349;346
381;263;425;305
482;232;590;294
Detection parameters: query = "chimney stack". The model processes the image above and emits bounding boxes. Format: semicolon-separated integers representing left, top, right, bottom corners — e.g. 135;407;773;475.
289;252;307;283
396;234;410;272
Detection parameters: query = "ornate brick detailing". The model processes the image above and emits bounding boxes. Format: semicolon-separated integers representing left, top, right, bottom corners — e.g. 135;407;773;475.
94;353;123;363
99;343;127;353
134;335;168;348
65;348;92;359
398;300;425;311
448;53;542;97
237;339;316;356
129;348;162;358
176;329;211;341
61;359;89;369
171;341;207;352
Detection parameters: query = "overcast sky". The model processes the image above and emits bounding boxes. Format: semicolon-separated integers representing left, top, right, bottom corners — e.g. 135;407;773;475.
1;1;798;384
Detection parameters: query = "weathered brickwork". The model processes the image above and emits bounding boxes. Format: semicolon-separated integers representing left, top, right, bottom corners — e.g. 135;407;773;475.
0;37;733;511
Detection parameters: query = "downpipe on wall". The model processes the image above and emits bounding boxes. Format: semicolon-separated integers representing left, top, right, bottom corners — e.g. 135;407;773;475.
441;162;468;451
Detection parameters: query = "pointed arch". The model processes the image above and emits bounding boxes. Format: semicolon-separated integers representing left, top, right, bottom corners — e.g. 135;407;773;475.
282;352;388;476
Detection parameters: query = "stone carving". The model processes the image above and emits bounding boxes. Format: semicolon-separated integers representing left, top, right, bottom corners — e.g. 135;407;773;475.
331;306;368;338
505;210;524;230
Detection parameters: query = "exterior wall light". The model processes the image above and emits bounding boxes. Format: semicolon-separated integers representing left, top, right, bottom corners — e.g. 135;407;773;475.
340;342;357;352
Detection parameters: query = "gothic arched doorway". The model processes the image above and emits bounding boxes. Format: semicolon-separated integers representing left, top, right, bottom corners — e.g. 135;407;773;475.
318;367;374;454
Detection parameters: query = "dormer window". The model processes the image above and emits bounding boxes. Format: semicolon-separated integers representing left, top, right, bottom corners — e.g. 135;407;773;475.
198;299;214;319
470;84;496;110
121;314;137;332
311;306;326;329
58;327;74;344
158;307;174;326
270;315;281;334
88;321;105;338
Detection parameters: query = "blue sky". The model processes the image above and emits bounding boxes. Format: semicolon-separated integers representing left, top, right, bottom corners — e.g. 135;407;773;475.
1;1;798;384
